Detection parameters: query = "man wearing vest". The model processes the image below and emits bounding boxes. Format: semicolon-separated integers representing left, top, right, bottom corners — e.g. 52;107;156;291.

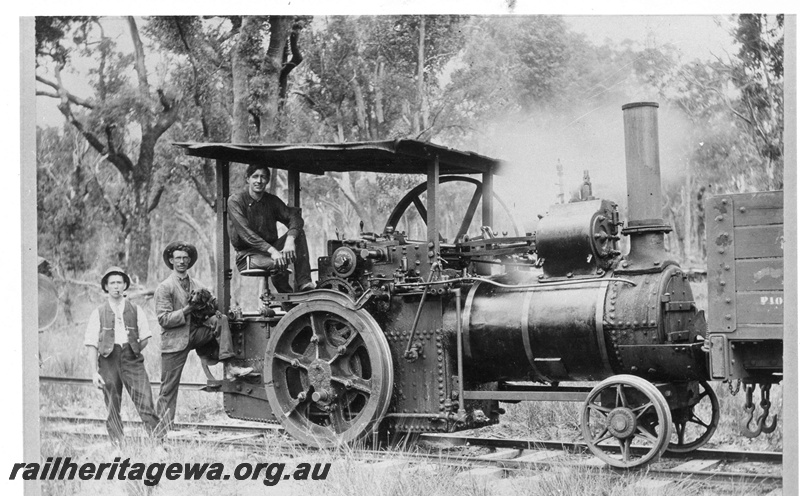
155;241;254;428
84;267;162;444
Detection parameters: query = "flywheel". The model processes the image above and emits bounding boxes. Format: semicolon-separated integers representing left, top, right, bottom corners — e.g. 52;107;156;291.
264;299;393;447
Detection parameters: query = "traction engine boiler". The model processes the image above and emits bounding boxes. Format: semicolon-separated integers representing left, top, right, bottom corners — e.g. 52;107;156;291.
281;102;705;467
174;101;782;469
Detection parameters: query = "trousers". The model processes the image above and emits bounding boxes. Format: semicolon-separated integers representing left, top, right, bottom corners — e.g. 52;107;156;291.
97;344;162;442
156;325;217;427
207;313;235;362
235;230;313;293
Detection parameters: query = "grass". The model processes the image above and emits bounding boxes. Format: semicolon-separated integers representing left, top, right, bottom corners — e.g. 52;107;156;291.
39;292;227;425
36;430;780;496
36;281;784;495
498;381;783;452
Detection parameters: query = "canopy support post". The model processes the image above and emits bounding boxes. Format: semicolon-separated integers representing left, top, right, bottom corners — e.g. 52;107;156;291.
215;160;231;315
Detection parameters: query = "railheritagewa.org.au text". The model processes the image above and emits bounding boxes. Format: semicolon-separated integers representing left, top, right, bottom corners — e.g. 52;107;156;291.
10;457;331;486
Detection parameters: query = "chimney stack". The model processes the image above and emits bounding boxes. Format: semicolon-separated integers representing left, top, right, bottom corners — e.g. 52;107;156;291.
619;102;673;272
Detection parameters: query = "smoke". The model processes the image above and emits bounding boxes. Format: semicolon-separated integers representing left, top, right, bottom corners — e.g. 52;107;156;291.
468;100;695;234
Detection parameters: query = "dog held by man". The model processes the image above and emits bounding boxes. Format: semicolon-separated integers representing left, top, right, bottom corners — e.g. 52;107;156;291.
154;241;255;428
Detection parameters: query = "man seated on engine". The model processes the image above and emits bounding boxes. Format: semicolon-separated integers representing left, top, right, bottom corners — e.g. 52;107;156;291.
227;164;314;293
154;241;254;428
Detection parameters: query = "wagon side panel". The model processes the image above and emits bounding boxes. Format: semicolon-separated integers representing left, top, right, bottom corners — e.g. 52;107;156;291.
706;191;784;382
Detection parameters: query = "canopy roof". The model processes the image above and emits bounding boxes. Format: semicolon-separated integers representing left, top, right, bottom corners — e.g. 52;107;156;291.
173;139;506;176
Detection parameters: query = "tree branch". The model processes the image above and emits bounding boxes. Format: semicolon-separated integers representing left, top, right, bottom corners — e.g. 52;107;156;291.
278;22;304;101
87;169;127;226
174;17;209;140
36;75;95;108
148;184;165;213
127;17;150;103
331;171;373;230
174;208;215;272
186;169;215;209
151;94;181;139
36;89;59;98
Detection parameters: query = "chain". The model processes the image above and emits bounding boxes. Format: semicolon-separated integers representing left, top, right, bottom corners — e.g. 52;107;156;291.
743;383;755;410
728;379;741;396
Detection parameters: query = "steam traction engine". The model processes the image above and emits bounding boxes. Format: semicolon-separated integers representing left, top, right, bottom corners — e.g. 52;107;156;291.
176;102;784;468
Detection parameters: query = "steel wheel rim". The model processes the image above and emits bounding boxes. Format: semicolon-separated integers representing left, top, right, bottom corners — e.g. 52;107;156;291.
581;374;672;468
667;381;720;453
384;176;521;240
265;301;393;447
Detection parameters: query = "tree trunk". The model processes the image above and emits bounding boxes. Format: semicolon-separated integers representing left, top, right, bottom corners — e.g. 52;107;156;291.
372;60;385;140
231;16;261;143
696;186;706;260
175;209;216;277
261;16;293;143
413;16;426;137
126;194;153;285
683;173;692;263
350;75;368;140
332;172;373;232
335;107;345;143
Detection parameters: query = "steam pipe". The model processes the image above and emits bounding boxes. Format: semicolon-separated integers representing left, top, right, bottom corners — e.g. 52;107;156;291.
455;288;466;418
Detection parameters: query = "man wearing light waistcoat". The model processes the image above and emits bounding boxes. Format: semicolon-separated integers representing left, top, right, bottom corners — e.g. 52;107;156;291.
84;266;162;444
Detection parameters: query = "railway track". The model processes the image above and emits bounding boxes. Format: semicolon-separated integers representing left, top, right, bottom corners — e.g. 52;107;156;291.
40;375;209;389
41;414;783;493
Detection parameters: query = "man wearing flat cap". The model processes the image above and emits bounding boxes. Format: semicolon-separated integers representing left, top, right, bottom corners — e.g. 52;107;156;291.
84;266;162;444
154;241;253;427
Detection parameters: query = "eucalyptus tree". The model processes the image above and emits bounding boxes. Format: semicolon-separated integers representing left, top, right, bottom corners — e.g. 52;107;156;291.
728;14;783;190
36;16;180;282
287;15;468;234
141;16;310;279
613;14;784;263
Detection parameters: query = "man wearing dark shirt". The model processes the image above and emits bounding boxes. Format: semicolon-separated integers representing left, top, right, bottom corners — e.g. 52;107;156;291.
227;165;314;293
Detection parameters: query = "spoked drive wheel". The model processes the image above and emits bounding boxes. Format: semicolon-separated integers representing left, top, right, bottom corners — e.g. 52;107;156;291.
667;381;720;453
581;375;672;468
265;300;393;447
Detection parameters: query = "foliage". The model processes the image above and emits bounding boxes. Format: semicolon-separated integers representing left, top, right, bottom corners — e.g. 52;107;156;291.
36;14;785;283
729;14;784;183
36;17;181;282
37;126;105;273
293;15;467;142
620;14;785;263
34;16;96;63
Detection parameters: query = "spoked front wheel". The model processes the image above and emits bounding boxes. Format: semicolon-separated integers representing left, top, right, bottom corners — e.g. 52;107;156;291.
581;375;672;468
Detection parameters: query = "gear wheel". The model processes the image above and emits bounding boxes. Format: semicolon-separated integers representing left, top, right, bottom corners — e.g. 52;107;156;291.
317;277;362;298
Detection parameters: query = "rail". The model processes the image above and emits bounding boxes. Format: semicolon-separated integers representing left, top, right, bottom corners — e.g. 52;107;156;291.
41;415;783;490
40;375;209;389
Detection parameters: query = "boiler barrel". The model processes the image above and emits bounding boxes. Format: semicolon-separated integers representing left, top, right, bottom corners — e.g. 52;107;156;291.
460;279;614;382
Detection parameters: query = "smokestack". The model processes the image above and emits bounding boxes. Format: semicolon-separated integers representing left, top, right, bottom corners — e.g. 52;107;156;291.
623;102;664;225
619;102;673;272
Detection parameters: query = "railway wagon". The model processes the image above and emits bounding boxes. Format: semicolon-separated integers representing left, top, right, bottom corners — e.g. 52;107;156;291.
175;101;784;468
706;190;784;438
